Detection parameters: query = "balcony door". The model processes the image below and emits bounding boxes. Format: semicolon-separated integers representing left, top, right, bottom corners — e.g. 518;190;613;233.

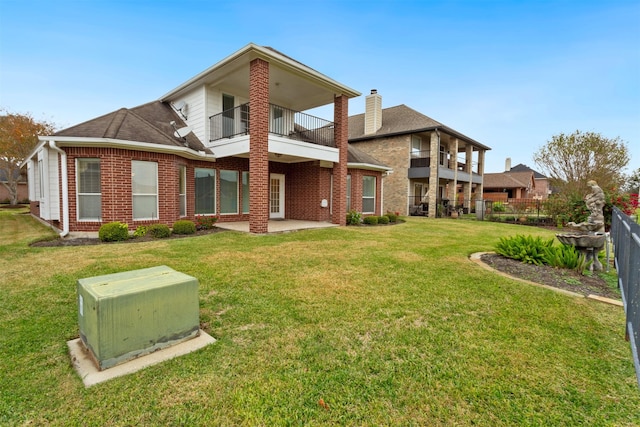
222;94;234;138
269;173;285;219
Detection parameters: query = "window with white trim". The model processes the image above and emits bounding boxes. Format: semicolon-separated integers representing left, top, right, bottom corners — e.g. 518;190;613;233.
77;158;101;221
242;171;250;213
220;170;239;215
132;160;158;220
195;168;216;215
179;165;187;217
362;176;376;213
346;174;352;211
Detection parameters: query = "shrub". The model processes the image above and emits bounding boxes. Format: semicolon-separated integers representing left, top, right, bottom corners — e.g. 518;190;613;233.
147;223;171;238
98;221;129;242
195;215;218;230
378;215;390;224
172;220;196;235
346;210;362;226
133;226;147;238
363;216;379;225
492;202;506;213
385;212;398;223
495;235;554;266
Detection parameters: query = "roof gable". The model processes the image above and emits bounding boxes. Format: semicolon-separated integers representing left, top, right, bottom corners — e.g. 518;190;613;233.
510;163;547;179
53;101;210;153
348;104;489;150
484;171;535;189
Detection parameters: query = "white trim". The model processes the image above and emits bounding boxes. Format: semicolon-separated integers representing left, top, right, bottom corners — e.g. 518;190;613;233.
131;160;159;221
75;158;102;222
159;43;361;101
347;162;393;172
31;136;216;162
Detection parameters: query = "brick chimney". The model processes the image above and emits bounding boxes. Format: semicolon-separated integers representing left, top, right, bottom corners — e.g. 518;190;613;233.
364;89;382;135
505;157;512;172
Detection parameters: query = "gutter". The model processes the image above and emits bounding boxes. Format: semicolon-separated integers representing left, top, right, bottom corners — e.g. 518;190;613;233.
48;141;69;237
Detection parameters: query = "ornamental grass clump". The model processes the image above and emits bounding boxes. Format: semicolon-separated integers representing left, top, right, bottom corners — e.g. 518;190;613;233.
98;221;129;242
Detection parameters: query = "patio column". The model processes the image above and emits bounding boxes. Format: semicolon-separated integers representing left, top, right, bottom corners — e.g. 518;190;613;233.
427;131;439;217
464;144;473;210
448;138;459;206
332;94;348;226
249;58;269;234
477;149;485;200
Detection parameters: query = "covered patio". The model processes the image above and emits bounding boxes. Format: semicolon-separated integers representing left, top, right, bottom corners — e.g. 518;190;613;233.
216;219;339;234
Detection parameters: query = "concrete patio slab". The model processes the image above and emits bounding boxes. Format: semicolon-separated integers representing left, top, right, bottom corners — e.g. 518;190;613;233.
67;330;216;387
216;219;339;234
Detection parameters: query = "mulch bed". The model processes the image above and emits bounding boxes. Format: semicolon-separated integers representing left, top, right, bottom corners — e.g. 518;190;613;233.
30;227;225;247
480;252;619;299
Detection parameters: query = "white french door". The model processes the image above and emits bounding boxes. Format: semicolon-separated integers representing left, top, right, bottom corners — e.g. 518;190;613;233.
269;173;285;219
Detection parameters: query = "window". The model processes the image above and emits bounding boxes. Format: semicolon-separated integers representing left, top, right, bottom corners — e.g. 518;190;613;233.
362;176;376;213
77;158;101;221
195;168;216;214
411;135;422;156
132;160;158;220
242;171;250;213
179;165;187;217
346;174;352;211
220;170;238;214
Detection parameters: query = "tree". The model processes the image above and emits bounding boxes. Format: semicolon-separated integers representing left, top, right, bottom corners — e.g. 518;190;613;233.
533;130;629;197
623;167;640;195
0;110;56;205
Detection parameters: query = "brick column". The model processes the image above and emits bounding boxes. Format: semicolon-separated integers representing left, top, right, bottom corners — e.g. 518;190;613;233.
249;58;269;234
332;95;348;226
448;138;459;204
477;149;485;200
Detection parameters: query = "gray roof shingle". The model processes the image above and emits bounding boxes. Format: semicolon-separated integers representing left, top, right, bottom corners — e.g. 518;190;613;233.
54;101;211;153
348;104;489;150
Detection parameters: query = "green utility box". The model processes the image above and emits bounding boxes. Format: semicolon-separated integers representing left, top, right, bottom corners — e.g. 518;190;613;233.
77;265;200;370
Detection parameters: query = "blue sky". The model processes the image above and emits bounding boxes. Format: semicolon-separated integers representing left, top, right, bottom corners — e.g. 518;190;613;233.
1;0;638;175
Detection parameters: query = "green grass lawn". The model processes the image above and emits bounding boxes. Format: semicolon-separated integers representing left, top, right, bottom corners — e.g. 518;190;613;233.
1;210;639;426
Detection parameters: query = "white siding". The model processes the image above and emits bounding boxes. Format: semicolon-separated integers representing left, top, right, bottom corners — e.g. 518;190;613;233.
174;87;206;145
47;147;60;220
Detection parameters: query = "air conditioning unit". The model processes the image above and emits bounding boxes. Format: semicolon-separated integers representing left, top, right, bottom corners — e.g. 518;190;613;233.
77;265;199;370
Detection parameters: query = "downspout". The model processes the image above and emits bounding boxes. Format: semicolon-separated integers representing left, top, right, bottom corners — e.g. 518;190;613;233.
48;141;69;237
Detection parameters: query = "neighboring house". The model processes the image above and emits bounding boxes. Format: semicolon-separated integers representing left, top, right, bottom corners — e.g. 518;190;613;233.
0;169;28;203
483;158;550;201
483;171;536;201
509;162;551;199
22;44;391;235
348;90;490;217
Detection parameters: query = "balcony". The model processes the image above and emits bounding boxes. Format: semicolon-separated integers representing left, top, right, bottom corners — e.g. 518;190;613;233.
209;103;335;147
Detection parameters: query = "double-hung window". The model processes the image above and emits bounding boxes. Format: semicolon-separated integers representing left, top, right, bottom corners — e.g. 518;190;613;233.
346;174;352;211
220;170;238;215
132;160;158;220
362;176;376;214
179;165;187;217
77;158;101;221
195;168;216;215
242;171;250;213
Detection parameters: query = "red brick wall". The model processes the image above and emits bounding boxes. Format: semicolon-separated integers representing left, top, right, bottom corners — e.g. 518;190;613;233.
332;95;348;226
347;168;383;216
249;58;270;233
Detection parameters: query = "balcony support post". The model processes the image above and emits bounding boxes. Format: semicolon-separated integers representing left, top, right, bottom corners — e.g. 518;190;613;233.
332;95;348;225
249;58;270;233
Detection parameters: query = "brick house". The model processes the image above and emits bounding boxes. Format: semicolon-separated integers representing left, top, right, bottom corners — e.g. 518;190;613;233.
22;44;390;235
483;158;550;201
348;90;490;217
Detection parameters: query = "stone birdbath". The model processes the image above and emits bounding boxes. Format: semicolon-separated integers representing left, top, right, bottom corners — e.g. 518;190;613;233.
555;180;606;271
